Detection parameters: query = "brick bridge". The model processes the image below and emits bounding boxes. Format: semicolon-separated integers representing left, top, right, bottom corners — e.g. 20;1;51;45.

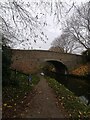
11;49;84;74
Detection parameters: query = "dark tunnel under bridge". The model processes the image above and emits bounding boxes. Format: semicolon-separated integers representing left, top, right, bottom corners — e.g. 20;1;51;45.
41;60;68;75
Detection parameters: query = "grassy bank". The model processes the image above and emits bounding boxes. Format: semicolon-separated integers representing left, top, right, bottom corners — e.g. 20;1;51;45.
47;77;90;119
2;71;40;118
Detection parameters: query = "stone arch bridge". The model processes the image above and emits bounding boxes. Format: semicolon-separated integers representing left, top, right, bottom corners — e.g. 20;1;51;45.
11;49;84;74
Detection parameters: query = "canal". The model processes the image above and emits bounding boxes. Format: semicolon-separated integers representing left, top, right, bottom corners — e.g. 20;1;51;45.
45;71;90;105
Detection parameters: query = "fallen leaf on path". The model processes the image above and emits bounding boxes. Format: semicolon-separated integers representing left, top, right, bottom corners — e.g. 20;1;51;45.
21;101;23;103
14;103;16;106
56;102;58;105
61;103;63;105
69;114;71;117
7;106;12;108
79;111;82;115
46;97;48;100
38;91;42;94
84;111;86;114
58;98;61;101
25;110;28;112
24;96;26;98
78;115;81;118
28;103;30;105
3;103;7;107
14;109;16;111
38;111;40;114
21;113;24;116
61;97;64;99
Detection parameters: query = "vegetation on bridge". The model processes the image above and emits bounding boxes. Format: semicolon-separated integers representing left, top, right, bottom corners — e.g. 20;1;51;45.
71;49;90;79
72;64;88;76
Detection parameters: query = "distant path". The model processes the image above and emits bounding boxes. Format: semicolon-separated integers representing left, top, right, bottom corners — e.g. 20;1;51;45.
21;76;67;118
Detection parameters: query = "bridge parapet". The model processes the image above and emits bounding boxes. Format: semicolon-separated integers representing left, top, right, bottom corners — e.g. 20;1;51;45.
11;49;83;74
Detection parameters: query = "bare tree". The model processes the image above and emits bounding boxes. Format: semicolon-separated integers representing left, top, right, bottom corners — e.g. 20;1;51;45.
0;0;49;47
51;1;90;54
49;45;64;53
62;1;90;50
0;0;76;48
51;31;81;53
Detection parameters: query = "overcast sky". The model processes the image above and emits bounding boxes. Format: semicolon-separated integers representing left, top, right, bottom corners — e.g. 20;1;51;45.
24;0;89;51
1;0;89;51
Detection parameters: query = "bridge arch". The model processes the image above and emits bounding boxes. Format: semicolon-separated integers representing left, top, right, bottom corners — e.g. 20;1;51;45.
11;50;83;74
41;59;68;75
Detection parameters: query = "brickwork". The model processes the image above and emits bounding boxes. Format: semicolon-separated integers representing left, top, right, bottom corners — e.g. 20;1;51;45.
11;49;84;74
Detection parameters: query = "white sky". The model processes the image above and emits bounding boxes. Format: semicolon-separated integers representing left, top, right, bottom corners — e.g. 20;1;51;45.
1;0;89;51
24;0;89;51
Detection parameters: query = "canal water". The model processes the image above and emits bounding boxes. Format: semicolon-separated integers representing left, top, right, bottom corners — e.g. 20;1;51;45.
66;76;90;105
45;71;90;105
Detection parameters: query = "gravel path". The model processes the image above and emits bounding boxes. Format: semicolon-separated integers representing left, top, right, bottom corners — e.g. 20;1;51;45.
21;76;67;118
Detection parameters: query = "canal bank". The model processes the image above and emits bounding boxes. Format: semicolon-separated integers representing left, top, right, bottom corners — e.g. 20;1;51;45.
46;77;90;118
45;70;90;106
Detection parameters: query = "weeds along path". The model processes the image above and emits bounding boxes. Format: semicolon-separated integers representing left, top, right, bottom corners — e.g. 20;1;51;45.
21;76;67;118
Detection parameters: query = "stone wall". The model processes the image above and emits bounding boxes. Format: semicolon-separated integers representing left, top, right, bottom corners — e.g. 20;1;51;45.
11;49;83;74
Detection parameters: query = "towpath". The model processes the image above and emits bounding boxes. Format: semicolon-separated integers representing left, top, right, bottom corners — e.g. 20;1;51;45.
21;76;68;118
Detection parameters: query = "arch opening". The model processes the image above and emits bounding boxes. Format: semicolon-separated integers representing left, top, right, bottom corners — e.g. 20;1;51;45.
41;60;68;75
40;60;68;85
47;60;68;74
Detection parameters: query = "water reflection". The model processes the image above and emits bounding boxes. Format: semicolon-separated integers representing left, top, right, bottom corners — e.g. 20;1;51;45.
79;96;88;105
45;71;90;105
67;76;90;105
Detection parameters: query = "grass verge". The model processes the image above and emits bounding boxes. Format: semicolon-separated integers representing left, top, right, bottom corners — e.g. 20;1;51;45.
2;71;40;118
46;77;90;119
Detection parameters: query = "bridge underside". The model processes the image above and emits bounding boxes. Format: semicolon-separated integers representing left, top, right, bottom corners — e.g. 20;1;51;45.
42;60;68;75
